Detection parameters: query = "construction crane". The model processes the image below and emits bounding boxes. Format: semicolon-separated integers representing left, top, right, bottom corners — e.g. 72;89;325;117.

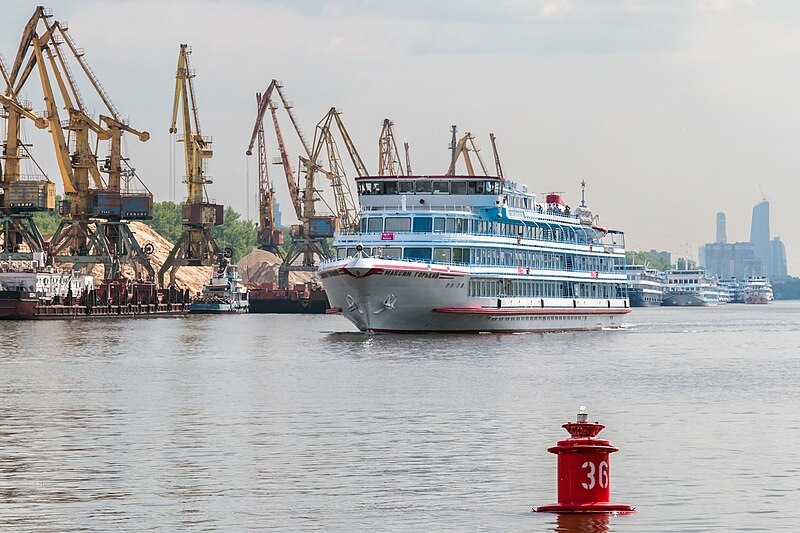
253;91;283;255
303;107;363;233
489;132;504;179
377;118;404;176
246;82;364;288
445;129;490;176
159;44;222;288
4;7;154;277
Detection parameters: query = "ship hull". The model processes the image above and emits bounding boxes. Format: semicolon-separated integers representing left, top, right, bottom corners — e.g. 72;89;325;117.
320;258;629;333
628;289;662;307
661;293;715;307
249;289;329;314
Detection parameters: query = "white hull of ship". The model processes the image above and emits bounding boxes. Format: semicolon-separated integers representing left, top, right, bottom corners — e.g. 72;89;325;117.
320;258;629;333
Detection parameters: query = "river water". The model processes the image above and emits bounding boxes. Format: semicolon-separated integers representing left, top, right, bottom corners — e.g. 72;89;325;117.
0;303;798;531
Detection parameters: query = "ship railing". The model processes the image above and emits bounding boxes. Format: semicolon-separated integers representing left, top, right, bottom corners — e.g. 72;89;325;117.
321;254;624;275
336;229;625;249
360;204;476;214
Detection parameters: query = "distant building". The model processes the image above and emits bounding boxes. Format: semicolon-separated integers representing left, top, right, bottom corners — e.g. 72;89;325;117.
274;200;282;227
716;212;727;244
771;236;788;279
699;201;789;280
699;241;763;279
750;200;771;275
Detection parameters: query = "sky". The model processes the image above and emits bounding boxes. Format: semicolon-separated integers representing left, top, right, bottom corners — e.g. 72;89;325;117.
2;0;799;274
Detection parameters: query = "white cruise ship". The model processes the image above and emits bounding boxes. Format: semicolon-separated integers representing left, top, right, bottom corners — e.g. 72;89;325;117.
742;277;773;304
662;269;720;306
318;176;629;333
622;264;664;307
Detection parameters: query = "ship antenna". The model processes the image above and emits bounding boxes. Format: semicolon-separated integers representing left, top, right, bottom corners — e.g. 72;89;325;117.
580;180;587;207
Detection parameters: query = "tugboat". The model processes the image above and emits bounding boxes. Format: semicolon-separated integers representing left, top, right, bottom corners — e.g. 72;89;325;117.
190;253;249;314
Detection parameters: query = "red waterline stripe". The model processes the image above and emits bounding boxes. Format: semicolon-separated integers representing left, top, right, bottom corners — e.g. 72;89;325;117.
432;307;631;316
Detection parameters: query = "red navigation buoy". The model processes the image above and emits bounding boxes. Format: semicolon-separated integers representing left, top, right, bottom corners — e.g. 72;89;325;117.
536;407;635;514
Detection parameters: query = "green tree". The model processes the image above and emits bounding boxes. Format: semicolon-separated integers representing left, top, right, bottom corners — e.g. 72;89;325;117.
146;201;183;244
145;202;257;262
211;206;257;263
32;207;61;237
625;250;672;271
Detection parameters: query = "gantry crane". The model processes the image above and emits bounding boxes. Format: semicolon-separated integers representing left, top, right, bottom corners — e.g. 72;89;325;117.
377;118;404;176
159;44;222;288
5;7;154;277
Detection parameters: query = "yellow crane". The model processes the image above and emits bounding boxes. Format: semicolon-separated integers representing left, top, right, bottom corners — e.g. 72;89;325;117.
446;129;489;176
5;7;154;277
159;44;222;288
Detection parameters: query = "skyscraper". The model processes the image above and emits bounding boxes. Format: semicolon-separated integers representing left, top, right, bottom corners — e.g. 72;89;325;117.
716;212;727;244
771;237;788;279
750;200;771;277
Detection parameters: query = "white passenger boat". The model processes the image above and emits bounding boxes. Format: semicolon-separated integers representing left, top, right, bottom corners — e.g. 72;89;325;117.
742;277;773;304
662;269;720;306
319;176;629;333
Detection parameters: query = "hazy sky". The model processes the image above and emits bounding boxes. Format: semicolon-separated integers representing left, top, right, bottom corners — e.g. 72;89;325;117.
2;0;798;274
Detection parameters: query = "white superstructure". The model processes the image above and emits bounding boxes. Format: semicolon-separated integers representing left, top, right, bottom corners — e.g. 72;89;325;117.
319;175;629;333
662;269;720;306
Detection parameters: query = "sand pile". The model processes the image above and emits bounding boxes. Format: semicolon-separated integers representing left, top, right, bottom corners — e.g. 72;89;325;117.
84;222;211;295
237;248;315;288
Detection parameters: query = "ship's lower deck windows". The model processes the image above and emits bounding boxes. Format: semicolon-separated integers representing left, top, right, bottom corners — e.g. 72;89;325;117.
468;278;623;298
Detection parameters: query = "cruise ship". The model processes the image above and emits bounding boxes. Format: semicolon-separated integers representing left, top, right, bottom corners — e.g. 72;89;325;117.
318;176;629;333
742;277;773;304
662;269;720;306
622;264;664;307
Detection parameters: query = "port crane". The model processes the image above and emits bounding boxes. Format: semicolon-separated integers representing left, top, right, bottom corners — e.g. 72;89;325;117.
159;44;223;288
446;127;490;176
0;49;53;261
377;118;404;176
4;7;155;278
246;81;364;288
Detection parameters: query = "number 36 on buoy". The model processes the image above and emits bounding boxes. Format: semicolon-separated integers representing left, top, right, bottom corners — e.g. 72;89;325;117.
535;407;635;514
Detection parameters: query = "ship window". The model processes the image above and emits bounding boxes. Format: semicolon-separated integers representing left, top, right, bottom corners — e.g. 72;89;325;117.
454;218;466;233
433;181;450;194
346;247;358;257
360;218;367;232
405;247;432;261
433;217;445;233
385;217;411;232
367;217;383;232
399;181;414;193
453;248;463;264
378;247;401;258
383;181;399;195
445;218;456;232
451;181;467;194
413;217;433;233
434;248;452;262
360;181;382;195
415;180;432;193
337;248;346;259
